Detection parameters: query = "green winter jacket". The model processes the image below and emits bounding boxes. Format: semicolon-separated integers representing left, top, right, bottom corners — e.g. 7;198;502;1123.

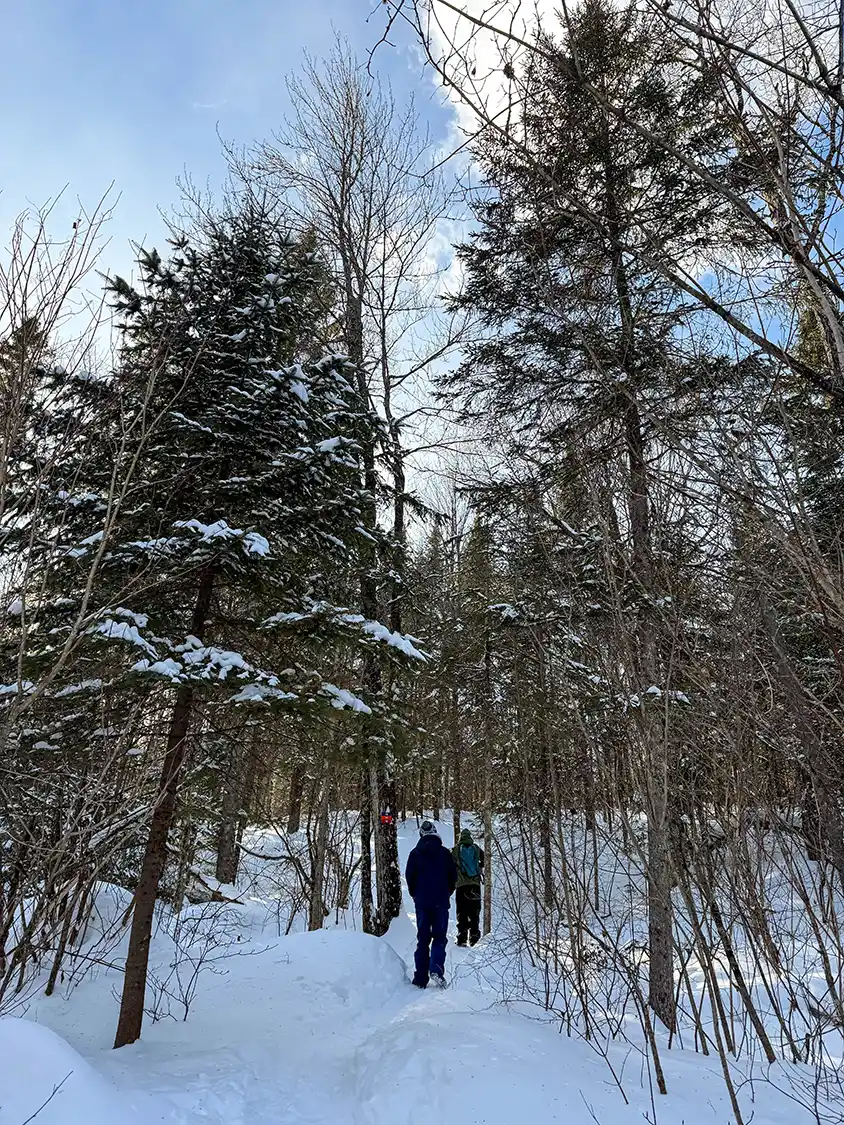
452;829;484;889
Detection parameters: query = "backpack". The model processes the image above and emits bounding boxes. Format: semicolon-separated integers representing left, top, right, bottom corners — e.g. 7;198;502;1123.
459;844;480;879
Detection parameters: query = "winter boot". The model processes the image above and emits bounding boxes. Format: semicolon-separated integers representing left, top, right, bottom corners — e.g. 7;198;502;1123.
429;972;447;989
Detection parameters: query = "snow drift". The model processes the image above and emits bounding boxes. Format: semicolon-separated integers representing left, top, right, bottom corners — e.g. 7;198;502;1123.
0;1017;141;1125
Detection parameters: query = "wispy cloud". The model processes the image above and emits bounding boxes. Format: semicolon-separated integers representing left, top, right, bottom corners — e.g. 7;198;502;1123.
1;0;455;286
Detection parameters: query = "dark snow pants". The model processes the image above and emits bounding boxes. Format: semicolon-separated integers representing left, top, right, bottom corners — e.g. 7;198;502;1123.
456;885;481;945
412;903;449;986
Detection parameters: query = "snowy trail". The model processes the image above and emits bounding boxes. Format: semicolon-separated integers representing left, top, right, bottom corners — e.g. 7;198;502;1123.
1;818;814;1125
2;819;491;1125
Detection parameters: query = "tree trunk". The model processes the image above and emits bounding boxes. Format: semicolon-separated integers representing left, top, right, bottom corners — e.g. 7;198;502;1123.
451;685;462;842
308;783;329;931
539;808;554;913
603;133;676;1031
483;771;493;936
369;436;405;933
114;568;214;1049
646;812;676;1031
452;778;465;841
582;740;597;833
374;772;402;933
388;436;406;638
360;767;374;934
433;739;445;824
173;820;197;915
215;746;242;885
801;778;823;863
215;731;257;886
287;765;304;835
627;398;675;1030
44;875;85;997
536;639;555;914
371;761;386;927
343;253;387;934
483;631;494;935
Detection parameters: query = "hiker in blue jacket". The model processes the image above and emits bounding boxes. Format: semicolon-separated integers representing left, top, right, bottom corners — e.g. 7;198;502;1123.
405;820;457;988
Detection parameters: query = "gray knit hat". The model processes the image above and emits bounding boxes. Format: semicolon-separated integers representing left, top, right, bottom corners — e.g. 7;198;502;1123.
419;819;438;837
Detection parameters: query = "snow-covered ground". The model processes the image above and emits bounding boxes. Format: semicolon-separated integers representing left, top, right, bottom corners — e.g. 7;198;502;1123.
0;819;831;1125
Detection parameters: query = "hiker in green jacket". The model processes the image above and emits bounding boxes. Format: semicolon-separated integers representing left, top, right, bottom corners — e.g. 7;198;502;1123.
452;828;484;947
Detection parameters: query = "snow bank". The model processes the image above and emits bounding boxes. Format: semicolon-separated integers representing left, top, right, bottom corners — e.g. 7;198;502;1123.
177;928;409;1045
0;1018;139;1125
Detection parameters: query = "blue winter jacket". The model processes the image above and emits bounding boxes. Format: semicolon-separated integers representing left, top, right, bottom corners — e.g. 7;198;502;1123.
405;835;458;909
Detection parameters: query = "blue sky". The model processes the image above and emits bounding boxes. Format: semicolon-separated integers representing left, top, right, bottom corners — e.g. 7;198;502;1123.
0;0;453;280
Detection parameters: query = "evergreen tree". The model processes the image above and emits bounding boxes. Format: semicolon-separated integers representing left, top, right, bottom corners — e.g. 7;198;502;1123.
1;189;415;1044
447;0;734;1028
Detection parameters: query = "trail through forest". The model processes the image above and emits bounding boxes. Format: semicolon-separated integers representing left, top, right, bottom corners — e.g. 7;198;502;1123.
0;819;817;1125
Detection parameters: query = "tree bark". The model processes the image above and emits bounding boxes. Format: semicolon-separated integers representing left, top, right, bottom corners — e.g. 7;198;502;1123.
451;685;462;842
287;765;305;835
539;807;554;913
346;272;393;935
646;813;676;1031
801;778;823;863
483;772;494;936
215;746;242;885
374;770;402;934
483;631;494;935
618;251;675;1030
114;568;214;1049
360;767;374;934
215;731;258;886
535;636;555;914
370;432;405;930
370;761;386;929
173;820;197;915
308;783;329;931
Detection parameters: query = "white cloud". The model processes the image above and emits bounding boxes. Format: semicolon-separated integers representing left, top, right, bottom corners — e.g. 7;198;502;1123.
420;0;555;136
